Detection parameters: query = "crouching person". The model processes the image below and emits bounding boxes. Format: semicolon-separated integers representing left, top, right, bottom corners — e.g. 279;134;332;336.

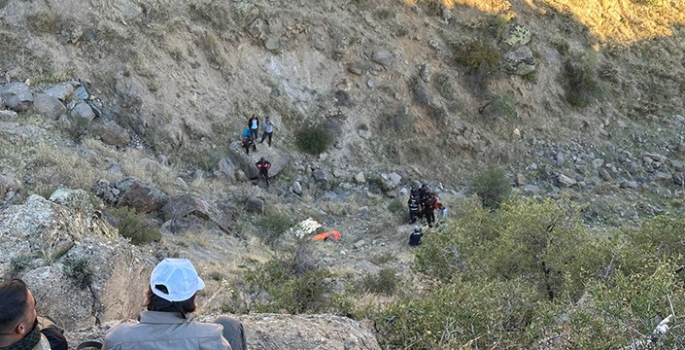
103;259;246;350
0;279;68;350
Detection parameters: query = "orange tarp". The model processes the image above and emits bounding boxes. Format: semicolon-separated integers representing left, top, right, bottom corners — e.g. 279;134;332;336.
310;230;341;242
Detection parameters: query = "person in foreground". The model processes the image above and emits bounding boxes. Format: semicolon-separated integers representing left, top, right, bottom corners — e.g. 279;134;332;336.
0;279;68;350
102;259;246;350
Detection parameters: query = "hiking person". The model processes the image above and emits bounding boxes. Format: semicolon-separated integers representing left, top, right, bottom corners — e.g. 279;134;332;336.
256;157;271;188
248;115;259;142
103;258;246;350
408;194;420;224
242;134;256;154
422;192;437;228
0;279;68;350
408;227;423;246
259;116;275;147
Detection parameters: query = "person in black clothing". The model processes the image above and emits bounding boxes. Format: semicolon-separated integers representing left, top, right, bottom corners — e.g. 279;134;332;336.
422;192;437;228
408;227;423;246
242;135;256;154
408;194;420;224
256;157;271;187
0;279;68;350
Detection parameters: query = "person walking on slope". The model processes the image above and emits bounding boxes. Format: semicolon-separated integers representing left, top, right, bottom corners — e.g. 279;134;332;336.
248;115;259;142
256;157;271;188
260;116;275;147
102;258;246;350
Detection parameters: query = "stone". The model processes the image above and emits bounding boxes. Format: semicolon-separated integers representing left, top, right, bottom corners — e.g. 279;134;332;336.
643;156;653;165
353;240;366;249
556;152;565;166
441;6;452;22
33;93;66;120
530;163;538;170
558;174;577;187
670;160;684;172
384;172;402;190
0;109;18;121
419;64;431;82
312;169;331;190
291;181;303;195
44;83;74;101
627;162;640;175
366;79;374;88
523;184;540;195
162;195;234;235
0;82;33;111
598;168;612;181
245;196;264;213
348;66;363;75
214;158;236;181
515;173;526;186
371;51;394;66
71;102;95;122
354;172;366;184
264;36;280;51
49;188;93;213
114;177;169;213
502;46;536;75
620;181;638;189
673;172;685;186
96;121;131;147
592;159;604;168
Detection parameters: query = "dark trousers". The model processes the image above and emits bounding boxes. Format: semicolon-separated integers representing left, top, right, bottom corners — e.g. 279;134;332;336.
259;168;269;187
214;316;247;350
409;210;419;224
260;131;273;146
244;142;256;154
423;209;434;227
250;128;258;141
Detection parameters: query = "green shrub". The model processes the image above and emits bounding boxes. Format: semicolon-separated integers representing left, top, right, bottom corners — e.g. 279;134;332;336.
295;125;331;155
469;167;511;209
387;200;404;214
360;268;398;296
9;256;34;278
245;242;340;314
454;40;501;71
109;207;161;245
26;12;60;35
255;211;294;246
563;56;600;107
378;199;685;348
63;257;93;290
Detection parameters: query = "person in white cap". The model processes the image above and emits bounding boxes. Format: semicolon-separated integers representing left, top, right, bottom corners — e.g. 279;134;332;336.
102;259;246;350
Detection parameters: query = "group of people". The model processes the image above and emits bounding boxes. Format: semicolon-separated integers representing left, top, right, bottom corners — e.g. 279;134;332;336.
242;114;275;154
407;184;447;246
0;259;246;350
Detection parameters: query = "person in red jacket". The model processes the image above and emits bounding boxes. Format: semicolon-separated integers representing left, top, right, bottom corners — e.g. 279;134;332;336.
256;157;271;188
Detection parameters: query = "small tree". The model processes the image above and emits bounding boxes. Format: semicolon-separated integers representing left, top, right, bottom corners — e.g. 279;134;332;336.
295;125;331;155
470;167;511;209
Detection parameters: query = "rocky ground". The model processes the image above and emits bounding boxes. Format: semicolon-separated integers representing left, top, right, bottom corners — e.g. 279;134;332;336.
2;0;685;348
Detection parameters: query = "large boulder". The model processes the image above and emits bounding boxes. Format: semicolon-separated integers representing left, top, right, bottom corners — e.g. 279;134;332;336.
0;82;34;112
0;194;116;277
34;93;66;120
95;120;131;147
22;236;153;330
114;177;168;213
71;102;96;122
162;195;235;235
214;157;236;182
44;83;75;101
502;46;536;75
227;141;290;179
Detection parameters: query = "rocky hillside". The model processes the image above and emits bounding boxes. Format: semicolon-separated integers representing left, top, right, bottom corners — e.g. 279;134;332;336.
2;0;685;348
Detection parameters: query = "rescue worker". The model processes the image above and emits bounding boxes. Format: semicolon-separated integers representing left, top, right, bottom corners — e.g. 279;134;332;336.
256;157;271;188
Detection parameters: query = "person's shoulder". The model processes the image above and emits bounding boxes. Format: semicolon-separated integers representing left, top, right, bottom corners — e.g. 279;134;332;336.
188;320;225;337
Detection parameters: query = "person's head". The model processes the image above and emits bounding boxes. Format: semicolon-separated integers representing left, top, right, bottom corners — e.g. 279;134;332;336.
0;279;37;345
146;259;205;319
260;157;265;162
266;116;270;121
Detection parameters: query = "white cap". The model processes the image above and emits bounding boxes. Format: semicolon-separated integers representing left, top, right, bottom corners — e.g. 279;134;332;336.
150;259;205;302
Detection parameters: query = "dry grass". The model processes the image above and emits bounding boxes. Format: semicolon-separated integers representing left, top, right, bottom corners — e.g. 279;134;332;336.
31;142;112;194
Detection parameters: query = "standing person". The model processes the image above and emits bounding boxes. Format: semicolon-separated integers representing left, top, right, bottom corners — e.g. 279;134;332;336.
256;157;271;188
248;115;259;142
422;192;436;228
408;193;420;224
260;116;275;147
437;203;448;227
0;279;68;350
102;258;246;350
